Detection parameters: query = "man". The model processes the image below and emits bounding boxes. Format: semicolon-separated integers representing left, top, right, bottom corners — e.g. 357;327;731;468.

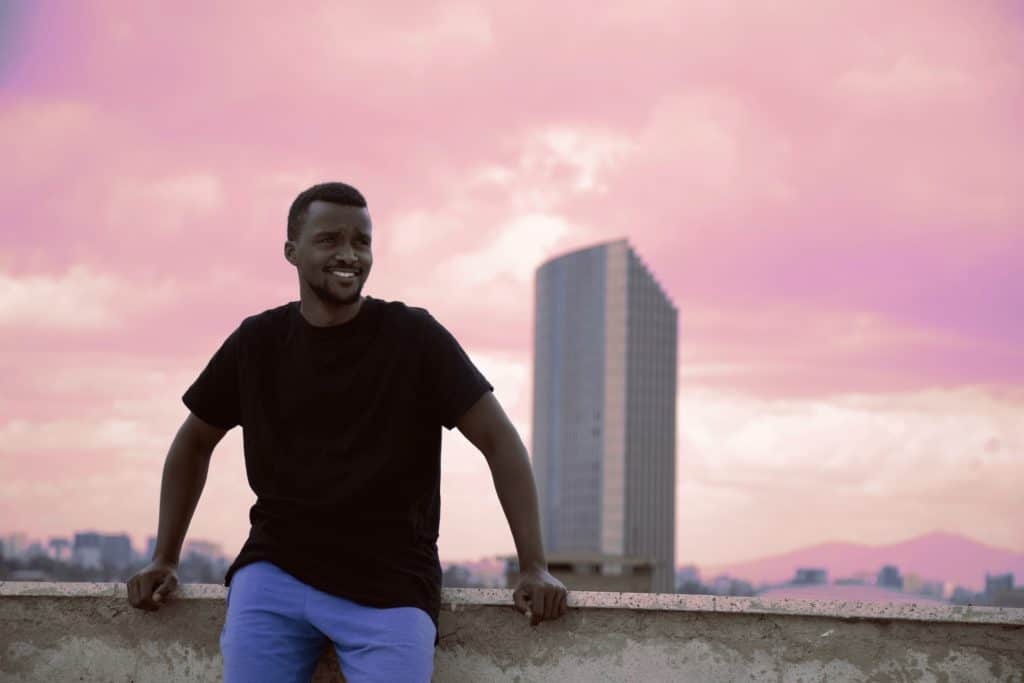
127;182;568;681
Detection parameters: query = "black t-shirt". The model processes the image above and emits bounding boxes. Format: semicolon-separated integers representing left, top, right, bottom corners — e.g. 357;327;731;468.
182;297;492;629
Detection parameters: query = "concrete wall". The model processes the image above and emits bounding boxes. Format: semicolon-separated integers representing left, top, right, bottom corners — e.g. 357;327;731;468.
2;582;1022;682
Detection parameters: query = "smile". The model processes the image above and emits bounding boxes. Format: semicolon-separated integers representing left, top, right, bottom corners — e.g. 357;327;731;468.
330;270;359;279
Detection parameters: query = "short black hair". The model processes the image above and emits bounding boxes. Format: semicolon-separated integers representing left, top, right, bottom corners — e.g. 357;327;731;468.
287;182;368;240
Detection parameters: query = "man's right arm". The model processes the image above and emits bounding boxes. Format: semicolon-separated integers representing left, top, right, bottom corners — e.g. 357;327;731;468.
126;412;228;611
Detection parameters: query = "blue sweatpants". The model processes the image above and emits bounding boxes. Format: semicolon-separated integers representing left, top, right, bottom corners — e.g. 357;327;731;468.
220;561;436;683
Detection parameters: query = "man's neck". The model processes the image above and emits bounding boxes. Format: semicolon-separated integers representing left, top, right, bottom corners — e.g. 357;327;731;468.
299;296;364;327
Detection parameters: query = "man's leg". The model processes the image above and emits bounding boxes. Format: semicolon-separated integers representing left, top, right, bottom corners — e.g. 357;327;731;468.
220;561;327;683
306;589;436;683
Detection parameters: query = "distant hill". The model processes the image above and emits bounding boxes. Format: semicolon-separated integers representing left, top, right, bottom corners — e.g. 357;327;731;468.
703;532;1024;591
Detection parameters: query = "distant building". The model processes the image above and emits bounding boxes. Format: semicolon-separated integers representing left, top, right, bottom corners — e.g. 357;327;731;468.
709;575;754;597
675;565;701;592
950;586;978;604
145;536;158;561
48;538;71;562
985;573;1013;598
2;533;28;560
506;553;657;594
183;540;224;562
877;565;904;590
24;543;47;559
793;568;827;585
73;533;103;569
532;240;678;593
100;534;133;569
442;565;476;588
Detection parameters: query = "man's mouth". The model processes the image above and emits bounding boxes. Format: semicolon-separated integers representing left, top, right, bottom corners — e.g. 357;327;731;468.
329;269;360;280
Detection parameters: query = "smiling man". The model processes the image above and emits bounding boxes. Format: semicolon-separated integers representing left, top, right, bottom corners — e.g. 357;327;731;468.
126;182;568;682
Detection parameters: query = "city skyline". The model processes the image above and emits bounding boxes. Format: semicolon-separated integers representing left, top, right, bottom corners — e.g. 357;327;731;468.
4;527;1021;600
1;2;1022;568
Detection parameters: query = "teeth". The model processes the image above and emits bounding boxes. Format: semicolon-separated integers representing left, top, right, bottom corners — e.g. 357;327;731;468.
332;271;357;279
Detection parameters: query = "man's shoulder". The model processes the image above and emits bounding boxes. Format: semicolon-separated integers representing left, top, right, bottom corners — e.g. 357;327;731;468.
236;302;295;336
371;297;437;331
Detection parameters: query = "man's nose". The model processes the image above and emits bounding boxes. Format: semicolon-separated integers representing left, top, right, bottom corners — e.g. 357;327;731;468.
335;243;357;262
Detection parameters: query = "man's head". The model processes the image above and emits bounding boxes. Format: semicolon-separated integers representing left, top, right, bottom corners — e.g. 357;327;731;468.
284;182;373;309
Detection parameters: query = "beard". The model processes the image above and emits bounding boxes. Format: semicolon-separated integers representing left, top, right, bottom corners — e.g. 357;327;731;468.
308;275;364;306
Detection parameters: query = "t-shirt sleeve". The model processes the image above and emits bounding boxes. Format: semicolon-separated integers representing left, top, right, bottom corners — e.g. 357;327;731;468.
182;327;242;430
419;313;493;430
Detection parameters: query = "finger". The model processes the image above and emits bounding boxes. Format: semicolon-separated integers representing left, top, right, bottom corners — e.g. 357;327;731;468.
513;587;530;616
127;578;138;607
545;590;559;621
154;575;177;603
559;591;568;617
140;576;161;611
531;592;548;626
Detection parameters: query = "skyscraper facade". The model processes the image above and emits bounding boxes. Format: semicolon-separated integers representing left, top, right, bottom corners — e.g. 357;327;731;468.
532;240;677;592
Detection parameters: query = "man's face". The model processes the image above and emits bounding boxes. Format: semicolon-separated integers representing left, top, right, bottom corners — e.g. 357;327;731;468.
285;200;373;306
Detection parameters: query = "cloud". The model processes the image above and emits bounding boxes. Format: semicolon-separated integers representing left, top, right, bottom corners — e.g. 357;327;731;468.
677;385;1024;563
836;58;971;103
317;3;495;72
0;266;134;331
443;211;577;286
104;172;223;236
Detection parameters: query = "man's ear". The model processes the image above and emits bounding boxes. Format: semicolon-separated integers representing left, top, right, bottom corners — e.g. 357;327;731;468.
284;241;296;265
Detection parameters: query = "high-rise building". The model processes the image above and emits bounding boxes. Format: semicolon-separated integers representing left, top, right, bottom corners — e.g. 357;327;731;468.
532;240;677;593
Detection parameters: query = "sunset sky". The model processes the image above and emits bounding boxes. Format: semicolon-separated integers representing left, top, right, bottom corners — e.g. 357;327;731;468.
1;1;1022;569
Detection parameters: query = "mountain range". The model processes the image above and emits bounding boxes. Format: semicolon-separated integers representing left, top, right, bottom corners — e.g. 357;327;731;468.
704;532;1024;591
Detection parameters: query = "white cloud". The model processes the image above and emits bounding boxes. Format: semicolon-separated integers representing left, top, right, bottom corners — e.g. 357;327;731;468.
0;416;166;456
0;266;119;331
520;126;636;194
105;172;223;235
676;385;1024;562
443;211;577;287
388;208;467;257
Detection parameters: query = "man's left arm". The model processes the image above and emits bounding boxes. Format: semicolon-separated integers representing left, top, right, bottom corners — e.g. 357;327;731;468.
457;391;568;626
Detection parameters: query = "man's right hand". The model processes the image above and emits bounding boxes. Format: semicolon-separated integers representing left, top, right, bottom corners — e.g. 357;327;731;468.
127;561;180;612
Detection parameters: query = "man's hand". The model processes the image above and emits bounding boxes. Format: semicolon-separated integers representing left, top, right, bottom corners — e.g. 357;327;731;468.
513;566;568;626
127;561;179;612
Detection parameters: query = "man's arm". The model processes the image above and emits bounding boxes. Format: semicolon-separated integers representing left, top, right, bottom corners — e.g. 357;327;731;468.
456;392;568;625
126;412;227;611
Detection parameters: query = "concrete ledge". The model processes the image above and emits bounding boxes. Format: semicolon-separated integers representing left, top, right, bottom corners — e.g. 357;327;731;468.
440;587;1024;626
5;581;1021;625
2;582;1023;681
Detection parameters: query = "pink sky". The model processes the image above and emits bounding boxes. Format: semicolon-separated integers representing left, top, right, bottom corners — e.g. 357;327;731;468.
2;1;1022;568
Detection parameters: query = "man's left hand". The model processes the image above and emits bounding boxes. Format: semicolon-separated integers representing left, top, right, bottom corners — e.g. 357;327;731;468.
513;566;568;626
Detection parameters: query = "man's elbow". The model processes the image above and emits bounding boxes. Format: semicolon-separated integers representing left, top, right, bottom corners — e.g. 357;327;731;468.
480;424;527;467
175;413;227;456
